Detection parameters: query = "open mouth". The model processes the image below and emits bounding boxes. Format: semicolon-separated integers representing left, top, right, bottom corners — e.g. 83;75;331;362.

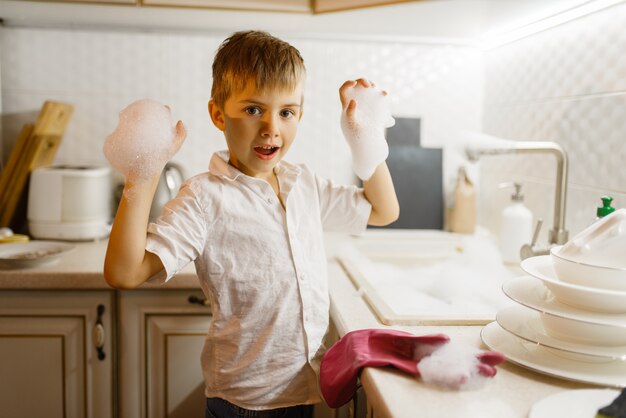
253;145;280;159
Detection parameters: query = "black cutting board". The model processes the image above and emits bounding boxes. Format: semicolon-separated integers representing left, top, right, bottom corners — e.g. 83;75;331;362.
370;117;443;230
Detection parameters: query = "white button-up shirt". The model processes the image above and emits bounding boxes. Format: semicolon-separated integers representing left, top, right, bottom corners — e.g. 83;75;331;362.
146;151;371;410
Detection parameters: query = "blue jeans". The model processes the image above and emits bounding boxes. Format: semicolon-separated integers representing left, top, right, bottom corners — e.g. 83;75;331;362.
205;398;314;418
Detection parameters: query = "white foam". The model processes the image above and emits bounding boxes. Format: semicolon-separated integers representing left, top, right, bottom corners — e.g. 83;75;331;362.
104;99;178;181
344;86;395;129
355;234;514;317
418;342;489;390
341;85;395;180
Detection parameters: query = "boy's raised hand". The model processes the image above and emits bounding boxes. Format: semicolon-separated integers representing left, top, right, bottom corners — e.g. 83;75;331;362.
104;99;186;184
104;99;186;289
339;79;394;181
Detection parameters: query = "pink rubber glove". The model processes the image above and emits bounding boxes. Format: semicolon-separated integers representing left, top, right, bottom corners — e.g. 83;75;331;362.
319;329;505;408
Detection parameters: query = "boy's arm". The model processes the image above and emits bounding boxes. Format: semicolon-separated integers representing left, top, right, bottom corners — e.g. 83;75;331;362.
103;176;165;289
363;162;399;226
103;103;186;289
339;79;399;226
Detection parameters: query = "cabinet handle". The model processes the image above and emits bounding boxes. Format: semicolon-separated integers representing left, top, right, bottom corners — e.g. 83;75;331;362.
188;295;210;306
94;304;106;361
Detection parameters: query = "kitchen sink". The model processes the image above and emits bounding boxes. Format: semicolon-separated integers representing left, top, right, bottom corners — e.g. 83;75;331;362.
336;229;519;325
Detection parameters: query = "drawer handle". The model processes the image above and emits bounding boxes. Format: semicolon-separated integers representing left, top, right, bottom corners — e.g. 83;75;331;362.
94;304;106;361
188;295;209;306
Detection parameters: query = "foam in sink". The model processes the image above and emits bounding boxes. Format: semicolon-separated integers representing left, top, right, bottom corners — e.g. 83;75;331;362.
339;231;515;323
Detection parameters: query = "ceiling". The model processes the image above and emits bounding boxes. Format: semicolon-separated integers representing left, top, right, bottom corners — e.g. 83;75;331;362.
0;0;604;43
264;0;595;40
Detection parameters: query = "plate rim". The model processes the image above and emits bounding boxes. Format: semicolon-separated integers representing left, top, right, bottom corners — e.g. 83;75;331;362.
0;240;76;267
520;256;626;297
528;388;621;418
496;305;626;360
502;276;626;326
0;240;75;256
481;321;626;387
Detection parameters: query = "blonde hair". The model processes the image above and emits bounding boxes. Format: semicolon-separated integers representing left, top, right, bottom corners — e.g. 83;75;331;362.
211;31;306;108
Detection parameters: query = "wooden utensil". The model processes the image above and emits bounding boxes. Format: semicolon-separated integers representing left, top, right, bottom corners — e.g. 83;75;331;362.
0;101;74;228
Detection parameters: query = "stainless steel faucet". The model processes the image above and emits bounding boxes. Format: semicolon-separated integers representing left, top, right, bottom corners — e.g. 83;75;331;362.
465;140;569;258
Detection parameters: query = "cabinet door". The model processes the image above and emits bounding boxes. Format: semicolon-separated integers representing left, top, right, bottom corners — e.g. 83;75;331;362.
119;290;211;418
146;314;210;418
0;290;114;418
140;0;309;12
11;0;135;4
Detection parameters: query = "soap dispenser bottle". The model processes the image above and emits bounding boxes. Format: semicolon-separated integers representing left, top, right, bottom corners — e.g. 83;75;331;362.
595;195;615;222
500;183;533;264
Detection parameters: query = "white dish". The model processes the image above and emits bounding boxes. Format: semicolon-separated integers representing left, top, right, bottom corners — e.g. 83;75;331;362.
520;255;626;313
497;305;626;360
0;241;75;269
481;322;626;387
552;245;626;291
529;388;621;418
541;311;626;347
502;276;626;327
558;208;626;269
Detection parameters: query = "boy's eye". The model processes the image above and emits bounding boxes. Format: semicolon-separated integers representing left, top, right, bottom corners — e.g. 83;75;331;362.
280;109;296;118
245;106;261;116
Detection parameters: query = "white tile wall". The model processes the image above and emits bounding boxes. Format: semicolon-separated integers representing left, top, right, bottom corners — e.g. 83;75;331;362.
2;2;623;239
482;1;626;241
0;27;482;192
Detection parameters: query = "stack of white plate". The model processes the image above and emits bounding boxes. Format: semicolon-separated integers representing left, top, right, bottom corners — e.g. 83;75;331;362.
481;250;626;387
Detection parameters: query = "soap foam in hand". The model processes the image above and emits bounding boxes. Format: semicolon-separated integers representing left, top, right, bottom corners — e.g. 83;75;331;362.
417;342;504;390
341;84;395;180
344;85;395;130
104;99;183;182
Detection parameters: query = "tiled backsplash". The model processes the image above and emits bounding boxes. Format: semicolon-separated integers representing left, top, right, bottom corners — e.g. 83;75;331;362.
1;1;624;240
482;1;626;241
0;28;482;191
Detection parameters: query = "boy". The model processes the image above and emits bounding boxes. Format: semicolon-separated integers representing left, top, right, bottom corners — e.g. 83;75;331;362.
104;30;399;417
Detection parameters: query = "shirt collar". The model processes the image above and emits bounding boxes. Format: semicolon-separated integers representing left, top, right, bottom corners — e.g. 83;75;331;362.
209;150;243;181
208;150;302;182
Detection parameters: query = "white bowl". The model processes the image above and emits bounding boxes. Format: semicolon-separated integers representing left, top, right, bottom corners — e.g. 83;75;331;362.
520;256;626;314
550;246;626;291
540;312;626;347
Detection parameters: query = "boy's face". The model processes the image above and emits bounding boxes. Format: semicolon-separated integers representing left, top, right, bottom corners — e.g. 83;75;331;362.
209;81;304;181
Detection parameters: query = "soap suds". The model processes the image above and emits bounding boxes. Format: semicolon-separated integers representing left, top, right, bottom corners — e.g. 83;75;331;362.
104;99;179;182
418;342;489;390
343;85;395;130
343;233;514;317
341;85;395;180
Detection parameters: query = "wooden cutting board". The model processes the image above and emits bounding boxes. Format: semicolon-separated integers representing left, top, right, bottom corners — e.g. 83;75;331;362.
0;101;74;228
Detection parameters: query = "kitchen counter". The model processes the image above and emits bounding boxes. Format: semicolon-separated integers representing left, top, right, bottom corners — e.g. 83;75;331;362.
327;259;591;418
0;239;199;289
0;234;597;417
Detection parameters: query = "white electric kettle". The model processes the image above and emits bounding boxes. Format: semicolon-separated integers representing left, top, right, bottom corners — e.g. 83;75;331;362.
149;162;185;221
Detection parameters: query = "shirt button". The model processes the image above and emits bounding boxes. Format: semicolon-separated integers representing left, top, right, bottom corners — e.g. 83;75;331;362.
299;273;306;281
266;197;272;204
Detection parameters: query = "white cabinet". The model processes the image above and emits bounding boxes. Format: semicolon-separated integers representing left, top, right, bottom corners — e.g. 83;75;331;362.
119;289;211;418
0;290;114;418
141;0;309;12
0;287;343;417
13;0;135;4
